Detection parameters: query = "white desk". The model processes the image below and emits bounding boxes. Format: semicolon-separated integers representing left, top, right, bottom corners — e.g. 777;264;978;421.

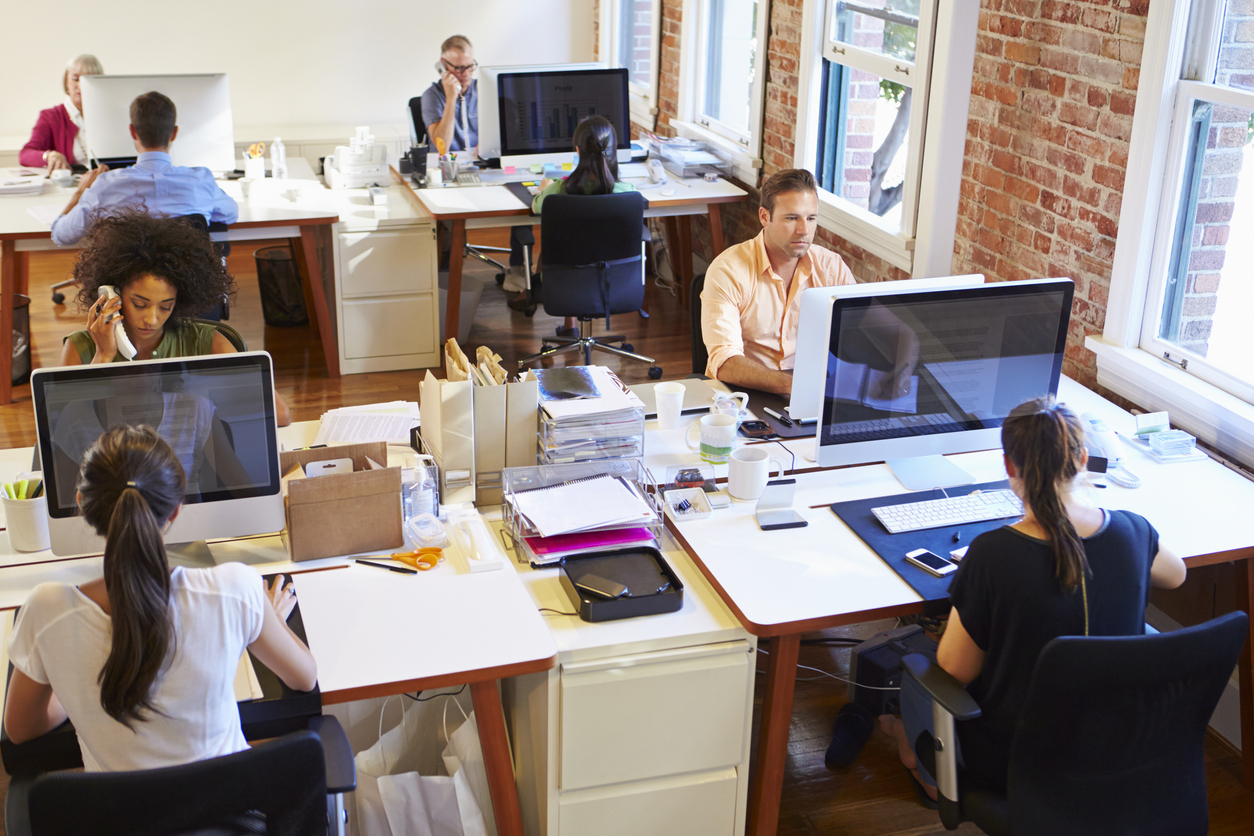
650;376;1254;835
398;172;747;352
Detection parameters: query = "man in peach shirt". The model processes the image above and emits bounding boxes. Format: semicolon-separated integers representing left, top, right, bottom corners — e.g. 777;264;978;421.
701;169;855;395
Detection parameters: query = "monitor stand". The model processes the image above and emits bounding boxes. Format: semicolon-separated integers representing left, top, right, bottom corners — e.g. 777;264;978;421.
166;540;220;569
887;455;977;491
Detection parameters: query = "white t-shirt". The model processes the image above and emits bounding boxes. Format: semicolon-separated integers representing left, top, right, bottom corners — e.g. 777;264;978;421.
7;562;266;772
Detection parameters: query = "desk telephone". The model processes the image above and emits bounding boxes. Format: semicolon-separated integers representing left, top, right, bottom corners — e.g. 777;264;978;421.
1083;413;1141;488
97;286;137;360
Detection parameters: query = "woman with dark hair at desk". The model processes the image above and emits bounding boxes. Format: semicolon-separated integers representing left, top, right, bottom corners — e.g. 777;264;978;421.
58;208;291;425
510;115;635;335
880;397;1187;802
20;54;104;172
3;425;316;769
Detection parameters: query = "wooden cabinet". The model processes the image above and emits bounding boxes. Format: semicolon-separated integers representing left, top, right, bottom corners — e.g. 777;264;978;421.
503;533;755;836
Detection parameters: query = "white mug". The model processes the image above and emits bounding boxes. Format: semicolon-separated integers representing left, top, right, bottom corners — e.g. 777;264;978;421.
728;447;787;501
686;414;738;464
654;381;687;430
710;391;749;422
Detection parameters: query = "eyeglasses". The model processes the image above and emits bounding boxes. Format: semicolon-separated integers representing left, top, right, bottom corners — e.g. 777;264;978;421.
442;59;478;73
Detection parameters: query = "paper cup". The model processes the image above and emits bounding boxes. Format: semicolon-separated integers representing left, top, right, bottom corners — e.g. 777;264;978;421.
2;493;51;552
654;381;686;429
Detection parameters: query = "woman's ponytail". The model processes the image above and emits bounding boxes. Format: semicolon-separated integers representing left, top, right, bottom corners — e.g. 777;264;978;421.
565;115;619;196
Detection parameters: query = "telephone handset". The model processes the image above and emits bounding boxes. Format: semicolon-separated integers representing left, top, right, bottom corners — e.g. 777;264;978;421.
435;61;462;97
97;285;137;360
1082;412;1141;488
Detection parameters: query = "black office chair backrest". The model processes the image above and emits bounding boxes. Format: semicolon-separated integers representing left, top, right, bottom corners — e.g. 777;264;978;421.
408;96;427;146
690;272;708;375
22;730;327;836
1003;611;1248;836
192;318;248;352
539;192;647;319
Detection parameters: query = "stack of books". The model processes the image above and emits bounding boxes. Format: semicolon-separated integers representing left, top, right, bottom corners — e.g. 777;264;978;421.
534;366;646;464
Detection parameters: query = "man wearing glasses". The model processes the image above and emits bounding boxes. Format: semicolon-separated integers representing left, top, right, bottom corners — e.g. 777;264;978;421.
421;35;478;156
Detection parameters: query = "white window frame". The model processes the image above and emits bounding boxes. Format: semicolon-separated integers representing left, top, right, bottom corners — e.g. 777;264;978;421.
792;0;978;276
671;0;771;183
599;0;663;130
1088;0;1254;467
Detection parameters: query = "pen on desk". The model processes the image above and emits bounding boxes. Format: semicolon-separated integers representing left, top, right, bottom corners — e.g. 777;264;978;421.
355;558;418;575
763;407;793;427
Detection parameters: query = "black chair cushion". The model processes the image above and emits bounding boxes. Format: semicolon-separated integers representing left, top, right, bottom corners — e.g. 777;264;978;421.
539;192;647;320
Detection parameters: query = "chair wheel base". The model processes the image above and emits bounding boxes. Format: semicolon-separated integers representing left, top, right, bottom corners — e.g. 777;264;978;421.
51;293;65;305
621;343;634;353
495;273;506;286
648;367;663;380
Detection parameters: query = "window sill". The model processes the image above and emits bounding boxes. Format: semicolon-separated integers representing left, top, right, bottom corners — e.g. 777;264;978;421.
1085;336;1254;468
814;190;915;273
670;120;760;187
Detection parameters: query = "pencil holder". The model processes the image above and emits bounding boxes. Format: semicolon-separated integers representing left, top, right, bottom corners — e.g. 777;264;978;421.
2;493;50;552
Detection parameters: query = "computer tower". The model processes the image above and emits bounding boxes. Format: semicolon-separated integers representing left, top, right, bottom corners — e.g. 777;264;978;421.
847;624;936;715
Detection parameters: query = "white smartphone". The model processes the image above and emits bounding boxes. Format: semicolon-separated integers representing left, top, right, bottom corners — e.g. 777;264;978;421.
905;548;958;577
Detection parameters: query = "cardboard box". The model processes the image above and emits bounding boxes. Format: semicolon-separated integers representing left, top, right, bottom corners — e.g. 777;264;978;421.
279;442;403;561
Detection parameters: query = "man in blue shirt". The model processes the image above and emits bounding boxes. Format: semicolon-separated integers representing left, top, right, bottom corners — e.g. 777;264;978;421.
51;91;238;247
419;35;479;156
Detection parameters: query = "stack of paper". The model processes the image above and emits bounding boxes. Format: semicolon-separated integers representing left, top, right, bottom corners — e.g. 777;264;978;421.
510;474;657;538
535;366;646;464
0;175;43;196
313;401;420;446
520;526;658;566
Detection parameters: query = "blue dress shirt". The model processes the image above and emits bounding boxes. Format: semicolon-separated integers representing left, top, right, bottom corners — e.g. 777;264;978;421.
419;80;478;152
51;151;239;246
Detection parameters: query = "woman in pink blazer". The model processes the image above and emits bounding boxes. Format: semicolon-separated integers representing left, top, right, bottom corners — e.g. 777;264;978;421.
20;54;103;171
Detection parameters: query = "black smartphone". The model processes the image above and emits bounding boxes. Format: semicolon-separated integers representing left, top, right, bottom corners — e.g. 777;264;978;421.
905;548;958;577
739;420;776;439
574;574;629;599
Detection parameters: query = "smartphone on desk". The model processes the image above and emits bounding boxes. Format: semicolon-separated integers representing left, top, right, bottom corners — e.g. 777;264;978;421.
905;548;958;577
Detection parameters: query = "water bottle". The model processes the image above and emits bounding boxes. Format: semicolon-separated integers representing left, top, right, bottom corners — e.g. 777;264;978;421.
271;137;288;181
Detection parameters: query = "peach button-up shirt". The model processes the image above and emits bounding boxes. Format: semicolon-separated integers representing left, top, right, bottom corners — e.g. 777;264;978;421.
701;231;855;379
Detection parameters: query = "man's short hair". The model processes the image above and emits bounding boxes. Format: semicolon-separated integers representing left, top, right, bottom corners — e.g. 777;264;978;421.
130;92;177;149
441;35;473;55
760;169;818;217
63;54;103;95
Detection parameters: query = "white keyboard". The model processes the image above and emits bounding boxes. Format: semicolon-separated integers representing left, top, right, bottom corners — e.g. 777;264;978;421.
455;172;481;185
872;489;1024;534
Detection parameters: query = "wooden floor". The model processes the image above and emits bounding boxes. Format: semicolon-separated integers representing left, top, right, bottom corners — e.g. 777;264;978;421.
3;233;1254;833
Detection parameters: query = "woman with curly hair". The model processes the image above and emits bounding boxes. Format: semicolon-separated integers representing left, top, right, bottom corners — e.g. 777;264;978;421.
58;208;290;424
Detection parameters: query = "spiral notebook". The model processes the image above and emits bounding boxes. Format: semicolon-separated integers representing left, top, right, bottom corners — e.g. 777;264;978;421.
512;474;656;538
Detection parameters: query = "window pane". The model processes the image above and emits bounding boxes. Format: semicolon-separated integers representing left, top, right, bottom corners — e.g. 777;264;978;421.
618;0;655;88
815;64;911;229
828;0;920;63
702;0;758;136
1159;98;1254;382
1218;0;1254;92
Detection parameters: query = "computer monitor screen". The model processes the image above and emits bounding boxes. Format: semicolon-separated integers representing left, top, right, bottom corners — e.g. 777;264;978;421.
80;74;236;172
31;352;284;556
476;63;604;161
816;278;1074;483
497;68;630;158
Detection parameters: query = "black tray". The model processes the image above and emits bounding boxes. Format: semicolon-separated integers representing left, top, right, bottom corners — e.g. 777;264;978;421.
559;546;684;622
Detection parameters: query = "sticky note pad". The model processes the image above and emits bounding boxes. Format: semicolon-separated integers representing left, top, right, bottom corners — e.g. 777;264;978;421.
562;163;573;171
504;166;515;174
530;164;544;174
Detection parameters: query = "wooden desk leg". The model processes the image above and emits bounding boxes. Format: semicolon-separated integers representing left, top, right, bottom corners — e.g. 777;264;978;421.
1;240;15;406
470;679;525;836
747;633;800;836
17;251;30;297
1237;558;1254;788
445;221;466;350
292;225;341;378
708;203;726;255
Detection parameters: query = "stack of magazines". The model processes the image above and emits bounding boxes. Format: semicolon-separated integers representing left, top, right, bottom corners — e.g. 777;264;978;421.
534;366;646;464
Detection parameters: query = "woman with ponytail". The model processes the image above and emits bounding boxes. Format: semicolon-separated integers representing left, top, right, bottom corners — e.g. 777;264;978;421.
882;397;1187;800
4;425;316;770
508;114;635;334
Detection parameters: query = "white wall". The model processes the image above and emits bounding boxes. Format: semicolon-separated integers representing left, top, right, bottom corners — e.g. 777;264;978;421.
1;0;595;139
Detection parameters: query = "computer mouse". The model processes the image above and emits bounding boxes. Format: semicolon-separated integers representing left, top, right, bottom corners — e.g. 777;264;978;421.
661;187;677;197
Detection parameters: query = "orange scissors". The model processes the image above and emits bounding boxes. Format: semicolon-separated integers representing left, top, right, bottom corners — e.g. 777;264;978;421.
389;547;443;571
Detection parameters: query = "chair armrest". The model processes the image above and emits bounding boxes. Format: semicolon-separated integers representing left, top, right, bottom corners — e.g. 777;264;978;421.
307;715;356;794
902;653;982;722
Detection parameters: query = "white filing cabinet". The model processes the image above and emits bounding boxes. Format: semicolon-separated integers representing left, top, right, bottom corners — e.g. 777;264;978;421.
331;186;440;372
502;530;755;836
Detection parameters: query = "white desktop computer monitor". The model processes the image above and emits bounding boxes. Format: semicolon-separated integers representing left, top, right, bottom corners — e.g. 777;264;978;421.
80;74;236;173
30;352;285;559
814;277;1075;489
788;275;987;424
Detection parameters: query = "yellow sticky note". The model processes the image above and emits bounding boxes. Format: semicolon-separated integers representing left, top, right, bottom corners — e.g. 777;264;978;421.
562;163;573;171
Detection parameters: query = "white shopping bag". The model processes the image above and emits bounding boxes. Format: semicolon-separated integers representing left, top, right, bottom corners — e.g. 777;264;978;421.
440;700;495;836
353;695;490;836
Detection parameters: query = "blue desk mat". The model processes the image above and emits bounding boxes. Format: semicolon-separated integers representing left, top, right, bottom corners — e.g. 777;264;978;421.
829;480;1015;610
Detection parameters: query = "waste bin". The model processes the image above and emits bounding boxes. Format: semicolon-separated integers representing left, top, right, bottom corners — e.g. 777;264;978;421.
11;294;31;386
254;246;309;327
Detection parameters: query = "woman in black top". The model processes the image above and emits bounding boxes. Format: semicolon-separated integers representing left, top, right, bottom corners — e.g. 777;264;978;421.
883;397;1187;799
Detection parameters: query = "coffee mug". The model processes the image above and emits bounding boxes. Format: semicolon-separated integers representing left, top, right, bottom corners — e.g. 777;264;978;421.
727;447;787;501
686;414;738;464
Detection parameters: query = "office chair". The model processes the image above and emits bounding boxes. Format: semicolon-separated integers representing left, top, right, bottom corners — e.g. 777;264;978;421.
5;716;355;836
690;272;709;375
406;98;533;281
517;192;661;377
195;317;248;351
902;610;1248;836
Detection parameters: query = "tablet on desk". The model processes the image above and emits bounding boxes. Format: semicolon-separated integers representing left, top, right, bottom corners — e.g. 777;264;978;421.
630;379;717;418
